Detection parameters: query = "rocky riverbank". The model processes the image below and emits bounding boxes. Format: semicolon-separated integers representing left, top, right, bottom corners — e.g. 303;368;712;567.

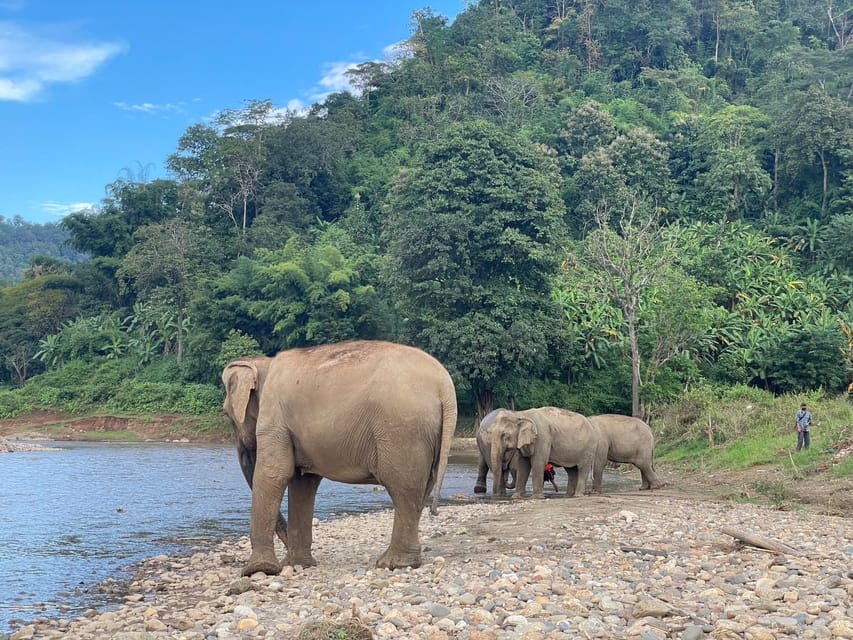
6;491;852;640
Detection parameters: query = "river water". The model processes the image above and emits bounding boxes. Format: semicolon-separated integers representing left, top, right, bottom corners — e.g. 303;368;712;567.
0;441;631;632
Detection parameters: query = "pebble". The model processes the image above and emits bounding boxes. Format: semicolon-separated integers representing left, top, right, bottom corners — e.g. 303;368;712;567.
6;495;853;639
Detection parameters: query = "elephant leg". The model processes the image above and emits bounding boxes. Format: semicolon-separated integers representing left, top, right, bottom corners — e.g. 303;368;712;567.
591;455;606;494
575;462;591;496
285;473;322;567
376;453;435;569
565;467;579;496
376;488;423;569
243;437;294;576
530;460;546;499
474;455;488;494
513;457;531;499
639;464;663;490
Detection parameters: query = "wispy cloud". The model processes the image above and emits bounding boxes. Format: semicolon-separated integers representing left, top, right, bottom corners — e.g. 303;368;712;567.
308;44;407;105
0;21;125;101
112;100;183;115
38;200;94;218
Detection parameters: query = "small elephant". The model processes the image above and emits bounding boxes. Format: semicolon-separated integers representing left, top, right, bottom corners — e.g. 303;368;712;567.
222;340;457;576
473;409;518;495
588;414;663;492
489;407;597;498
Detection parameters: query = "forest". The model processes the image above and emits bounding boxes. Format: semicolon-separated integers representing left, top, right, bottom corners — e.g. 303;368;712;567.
0;0;851;426
0;217;83;285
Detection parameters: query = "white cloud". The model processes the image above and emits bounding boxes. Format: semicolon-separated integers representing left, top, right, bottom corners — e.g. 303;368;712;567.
38;200;95;218
316;60;360;97
112;100;183;115
0;21;125;102
308;44;408;105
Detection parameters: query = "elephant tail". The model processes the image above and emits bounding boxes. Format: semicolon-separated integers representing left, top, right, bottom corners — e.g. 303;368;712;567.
430;375;458;516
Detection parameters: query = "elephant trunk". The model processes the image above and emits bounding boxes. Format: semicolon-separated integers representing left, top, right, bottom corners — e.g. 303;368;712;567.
504;449;517;489
491;433;505;495
238;440;288;545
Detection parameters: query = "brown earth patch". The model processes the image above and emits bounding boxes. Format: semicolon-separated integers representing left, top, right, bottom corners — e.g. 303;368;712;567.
0;411;233;444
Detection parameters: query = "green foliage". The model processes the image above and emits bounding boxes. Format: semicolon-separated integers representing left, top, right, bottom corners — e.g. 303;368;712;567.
0;389;34;418
0;217;85;284
2;357;222;416
760;325;849;394
384;119;568;413
216;329;263;372
104;381;221;414
3;0;852;429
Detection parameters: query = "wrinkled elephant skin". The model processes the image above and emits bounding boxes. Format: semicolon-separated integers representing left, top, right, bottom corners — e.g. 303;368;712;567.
474;410;518;494
222;340;457;576
489;407;597;498
588;414;663;492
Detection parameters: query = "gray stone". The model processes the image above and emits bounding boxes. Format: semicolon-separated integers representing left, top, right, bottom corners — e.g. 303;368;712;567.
681;625;706;640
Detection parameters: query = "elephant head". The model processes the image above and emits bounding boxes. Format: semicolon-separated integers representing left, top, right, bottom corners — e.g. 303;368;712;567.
490;411;538;495
222;357;288;544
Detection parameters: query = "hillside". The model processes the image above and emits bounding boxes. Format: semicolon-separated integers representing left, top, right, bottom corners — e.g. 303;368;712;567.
0;217;86;283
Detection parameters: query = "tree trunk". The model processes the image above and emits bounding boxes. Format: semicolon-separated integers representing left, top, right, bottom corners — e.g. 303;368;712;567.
820;150;828;215
773;148;779;211
627;308;641;418
475;389;495;427
714;13;720;64
176;305;185;365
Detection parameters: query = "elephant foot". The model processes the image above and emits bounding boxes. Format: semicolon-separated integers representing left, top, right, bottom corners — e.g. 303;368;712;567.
242;549;281;576
642;481;665;490
375;547;421;570
474;483;487;494
285;551;318;567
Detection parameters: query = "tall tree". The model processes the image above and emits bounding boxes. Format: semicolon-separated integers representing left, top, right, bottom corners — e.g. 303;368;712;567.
116;220;213;363
385;120;568;421
778;86;853;216
578;196;674;417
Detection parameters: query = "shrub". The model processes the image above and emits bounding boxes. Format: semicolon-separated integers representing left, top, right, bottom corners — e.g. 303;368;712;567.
0;390;33;418
178;384;224;414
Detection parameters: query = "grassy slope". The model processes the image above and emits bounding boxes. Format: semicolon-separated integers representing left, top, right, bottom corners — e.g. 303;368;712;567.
653;387;853;514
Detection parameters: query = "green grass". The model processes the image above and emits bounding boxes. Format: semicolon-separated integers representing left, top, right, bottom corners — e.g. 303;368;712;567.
654;389;853;479
831;455;853;478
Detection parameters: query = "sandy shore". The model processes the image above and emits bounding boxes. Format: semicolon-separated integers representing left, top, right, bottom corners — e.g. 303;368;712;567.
6;490;853;640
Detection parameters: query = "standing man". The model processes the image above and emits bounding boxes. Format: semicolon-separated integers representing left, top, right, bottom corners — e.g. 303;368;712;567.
795;403;813;451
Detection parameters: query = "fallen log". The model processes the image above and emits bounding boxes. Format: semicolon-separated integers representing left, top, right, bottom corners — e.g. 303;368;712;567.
721;526;802;556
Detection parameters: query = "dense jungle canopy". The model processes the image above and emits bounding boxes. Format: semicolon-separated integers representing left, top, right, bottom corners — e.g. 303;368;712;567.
1;0;852;421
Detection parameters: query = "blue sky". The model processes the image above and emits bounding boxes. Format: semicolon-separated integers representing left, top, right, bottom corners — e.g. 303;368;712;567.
0;0;465;225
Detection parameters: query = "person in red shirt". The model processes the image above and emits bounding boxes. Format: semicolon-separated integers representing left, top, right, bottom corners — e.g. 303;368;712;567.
544;463;559;492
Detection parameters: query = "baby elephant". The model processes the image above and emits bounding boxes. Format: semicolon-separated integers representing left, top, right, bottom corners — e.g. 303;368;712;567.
588;414;663;492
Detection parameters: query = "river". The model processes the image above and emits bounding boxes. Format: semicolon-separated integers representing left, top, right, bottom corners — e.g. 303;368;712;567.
0;441;631;632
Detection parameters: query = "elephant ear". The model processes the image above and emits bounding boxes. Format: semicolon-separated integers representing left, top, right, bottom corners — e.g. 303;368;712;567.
222;361;259;426
517;417;538;450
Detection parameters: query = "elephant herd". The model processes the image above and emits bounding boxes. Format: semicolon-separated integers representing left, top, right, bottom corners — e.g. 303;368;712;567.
220;340;662;577
473;407;663;499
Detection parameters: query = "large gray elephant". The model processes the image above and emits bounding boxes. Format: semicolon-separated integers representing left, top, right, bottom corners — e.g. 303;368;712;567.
588;414;663;492
489;407;597;498
473;409;518;495
222;340;457;576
